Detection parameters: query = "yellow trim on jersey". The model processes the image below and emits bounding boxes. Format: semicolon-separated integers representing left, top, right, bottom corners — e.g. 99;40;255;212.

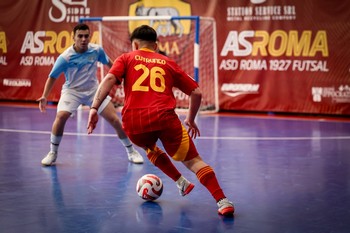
172;124;190;161
140;48;155;53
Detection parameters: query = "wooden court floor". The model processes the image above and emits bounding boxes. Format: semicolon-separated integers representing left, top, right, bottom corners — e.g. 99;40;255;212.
0;103;349;233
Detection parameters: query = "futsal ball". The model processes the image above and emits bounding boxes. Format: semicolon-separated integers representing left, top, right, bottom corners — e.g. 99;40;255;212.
136;174;163;201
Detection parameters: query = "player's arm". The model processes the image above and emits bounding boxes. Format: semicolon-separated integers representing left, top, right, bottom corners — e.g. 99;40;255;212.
184;87;202;139
99;46;113;68
87;73;117;134
107;58;113;68
91;73;117;109
37;77;56;113
37;56;66;112
173;64;202;138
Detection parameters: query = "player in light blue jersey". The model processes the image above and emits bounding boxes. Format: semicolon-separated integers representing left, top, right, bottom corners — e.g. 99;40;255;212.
37;23;144;165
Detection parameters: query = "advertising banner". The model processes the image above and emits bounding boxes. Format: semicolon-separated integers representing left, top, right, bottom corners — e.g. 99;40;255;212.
216;0;350;114
0;0;349;115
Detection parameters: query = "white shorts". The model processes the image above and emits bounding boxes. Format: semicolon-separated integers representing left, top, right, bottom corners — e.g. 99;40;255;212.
57;88;111;114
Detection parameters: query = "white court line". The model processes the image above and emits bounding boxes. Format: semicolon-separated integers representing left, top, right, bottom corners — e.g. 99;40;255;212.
1;128;349;140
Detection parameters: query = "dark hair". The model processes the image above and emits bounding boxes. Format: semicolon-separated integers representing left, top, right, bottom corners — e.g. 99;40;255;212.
73;23;90;35
130;25;157;42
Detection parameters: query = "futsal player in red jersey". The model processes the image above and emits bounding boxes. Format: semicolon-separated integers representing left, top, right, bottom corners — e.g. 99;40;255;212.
87;25;234;216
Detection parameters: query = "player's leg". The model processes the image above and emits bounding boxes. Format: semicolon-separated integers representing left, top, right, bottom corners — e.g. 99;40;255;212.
161;120;234;216
128;131;194;196
98;97;143;164
41;90;79;166
182;155;234;216
147;146;194;196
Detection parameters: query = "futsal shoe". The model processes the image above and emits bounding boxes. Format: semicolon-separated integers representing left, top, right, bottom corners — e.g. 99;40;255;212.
217;198;235;216
177;176;195;196
41;151;57;166
127;150;144;164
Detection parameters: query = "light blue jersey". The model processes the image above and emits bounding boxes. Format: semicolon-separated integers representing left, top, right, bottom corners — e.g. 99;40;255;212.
49;43;109;92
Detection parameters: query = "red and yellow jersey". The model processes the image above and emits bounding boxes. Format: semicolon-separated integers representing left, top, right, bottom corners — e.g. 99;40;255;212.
108;48;198;134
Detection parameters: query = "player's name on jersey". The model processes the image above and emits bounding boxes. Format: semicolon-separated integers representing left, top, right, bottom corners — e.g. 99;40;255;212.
135;55;166;65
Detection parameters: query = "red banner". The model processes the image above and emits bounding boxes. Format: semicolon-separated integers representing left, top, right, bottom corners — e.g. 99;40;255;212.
217;0;350;115
0;0;349;115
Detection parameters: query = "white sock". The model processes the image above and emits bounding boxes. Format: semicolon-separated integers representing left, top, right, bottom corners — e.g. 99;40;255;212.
176;176;185;187
119;137;134;153
50;134;62;153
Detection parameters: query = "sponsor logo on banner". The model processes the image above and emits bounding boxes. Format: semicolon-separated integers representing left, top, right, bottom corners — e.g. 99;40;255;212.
227;0;296;22
219;30;329;72
0;56;7;65
221;83;260;97
128;0;191;37
312;85;350;103
49;0;91;23
250;0;266;4
3;79;31;87
17;1;96;67
221;1;330;73
0;31;7;66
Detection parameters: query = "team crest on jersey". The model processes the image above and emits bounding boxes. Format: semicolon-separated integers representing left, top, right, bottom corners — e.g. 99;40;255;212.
128;0;191;37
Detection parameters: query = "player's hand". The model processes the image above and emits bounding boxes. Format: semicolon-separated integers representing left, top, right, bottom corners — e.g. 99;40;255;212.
37;97;47;113
87;109;99;134
184;118;200;139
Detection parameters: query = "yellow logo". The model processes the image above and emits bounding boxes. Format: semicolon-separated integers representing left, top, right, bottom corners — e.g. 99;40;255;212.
128;0;191;37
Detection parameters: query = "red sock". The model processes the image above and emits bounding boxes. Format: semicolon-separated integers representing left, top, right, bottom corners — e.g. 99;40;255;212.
147;147;181;182
196;166;225;202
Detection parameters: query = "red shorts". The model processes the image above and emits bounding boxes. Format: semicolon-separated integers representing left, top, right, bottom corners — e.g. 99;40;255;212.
127;117;199;161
